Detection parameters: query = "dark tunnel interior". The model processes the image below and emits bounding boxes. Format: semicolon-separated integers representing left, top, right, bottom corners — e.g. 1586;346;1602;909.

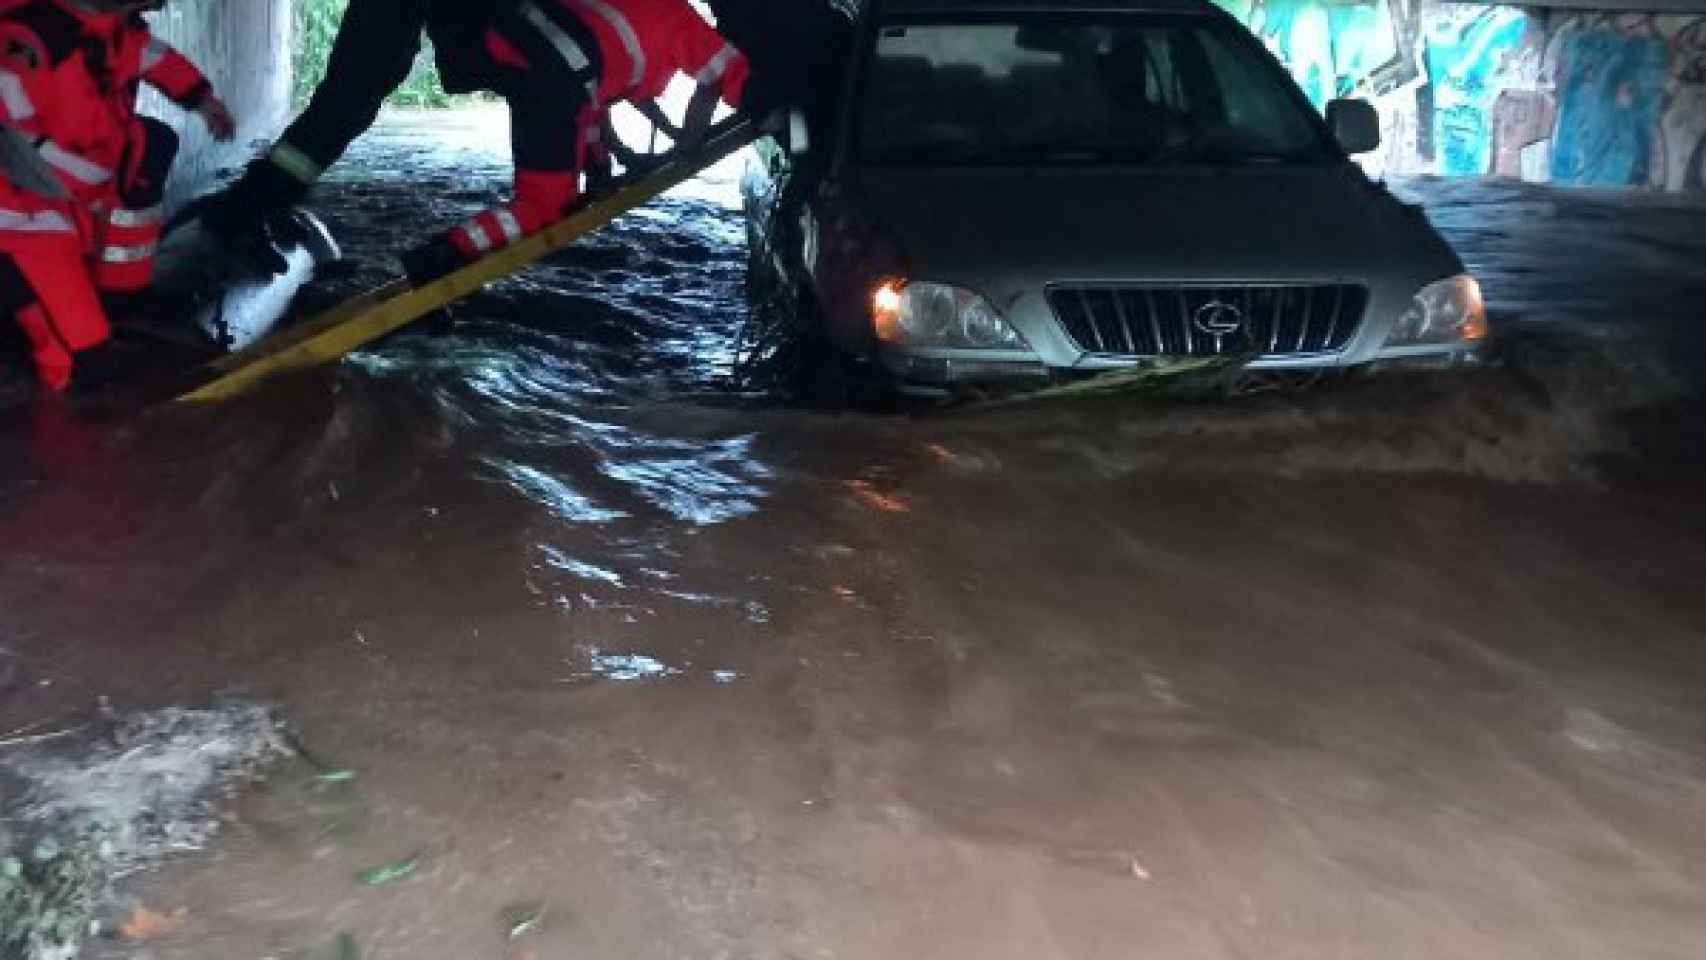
1;1;1705;957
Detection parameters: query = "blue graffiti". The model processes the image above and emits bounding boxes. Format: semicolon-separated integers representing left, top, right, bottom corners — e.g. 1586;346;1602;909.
1425;8;1529;177
1220;0;1398;110
1551;29;1668;186
1325;1;1397;99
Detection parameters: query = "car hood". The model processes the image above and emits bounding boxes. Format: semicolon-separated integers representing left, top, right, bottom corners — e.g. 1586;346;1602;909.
852;163;1461;297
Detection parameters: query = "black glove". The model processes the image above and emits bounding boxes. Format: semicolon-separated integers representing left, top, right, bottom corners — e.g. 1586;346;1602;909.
209;158;311;228
198;158;314;276
401;234;469;287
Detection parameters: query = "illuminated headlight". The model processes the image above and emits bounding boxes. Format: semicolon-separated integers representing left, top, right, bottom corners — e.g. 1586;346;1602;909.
1388;274;1487;345
871;280;1029;349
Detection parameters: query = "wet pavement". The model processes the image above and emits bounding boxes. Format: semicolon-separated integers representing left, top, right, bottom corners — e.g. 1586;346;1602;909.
3;107;1706;958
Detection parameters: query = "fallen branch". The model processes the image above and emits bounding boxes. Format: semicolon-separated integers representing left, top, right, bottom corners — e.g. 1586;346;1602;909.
0;724;85;750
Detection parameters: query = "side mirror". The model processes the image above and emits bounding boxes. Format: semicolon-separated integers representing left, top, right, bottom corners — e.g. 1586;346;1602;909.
787;108;812;159
1326;98;1381;155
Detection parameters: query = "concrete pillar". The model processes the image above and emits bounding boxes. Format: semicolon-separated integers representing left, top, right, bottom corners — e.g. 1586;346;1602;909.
138;0;294;204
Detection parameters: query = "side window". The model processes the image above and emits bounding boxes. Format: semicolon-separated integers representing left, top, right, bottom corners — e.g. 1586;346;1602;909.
1142;33;1184;112
1201;32;1294;135
1168;31;1227;124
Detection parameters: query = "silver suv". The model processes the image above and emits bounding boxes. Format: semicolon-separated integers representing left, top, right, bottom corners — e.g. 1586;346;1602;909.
742;0;1486;391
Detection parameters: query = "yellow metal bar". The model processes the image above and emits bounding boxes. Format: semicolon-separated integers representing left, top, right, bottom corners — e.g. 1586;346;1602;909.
179;120;758;403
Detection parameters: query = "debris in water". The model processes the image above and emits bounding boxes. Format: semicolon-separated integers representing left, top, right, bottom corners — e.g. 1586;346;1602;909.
356;855;421;887
0;701;289;960
563;648;745;685
586;651;681;682
4;703;288;857
504;902;547;940
2;838;101;960
0;723;84;750
846;478;910;514
315;769;357;784
117;904;188;942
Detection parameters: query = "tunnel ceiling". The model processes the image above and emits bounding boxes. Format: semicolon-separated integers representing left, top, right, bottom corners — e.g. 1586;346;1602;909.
1444;0;1706;10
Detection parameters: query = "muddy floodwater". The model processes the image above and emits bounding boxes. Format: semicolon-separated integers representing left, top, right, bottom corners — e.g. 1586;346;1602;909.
3;108;1706;959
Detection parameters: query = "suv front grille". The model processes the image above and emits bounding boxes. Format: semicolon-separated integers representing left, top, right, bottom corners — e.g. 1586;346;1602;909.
1048;283;1368;358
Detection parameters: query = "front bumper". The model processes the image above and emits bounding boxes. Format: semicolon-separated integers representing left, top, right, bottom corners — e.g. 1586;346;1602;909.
878;349;1050;385
1069;340;1484;371
879;340;1483;387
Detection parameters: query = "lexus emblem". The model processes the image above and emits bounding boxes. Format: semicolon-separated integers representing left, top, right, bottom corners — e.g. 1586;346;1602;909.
1192;300;1246;338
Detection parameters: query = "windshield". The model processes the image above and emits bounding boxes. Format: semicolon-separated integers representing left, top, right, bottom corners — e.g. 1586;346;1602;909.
857;17;1334;166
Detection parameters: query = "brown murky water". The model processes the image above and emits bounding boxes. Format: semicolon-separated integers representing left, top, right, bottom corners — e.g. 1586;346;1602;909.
3;109;1706;959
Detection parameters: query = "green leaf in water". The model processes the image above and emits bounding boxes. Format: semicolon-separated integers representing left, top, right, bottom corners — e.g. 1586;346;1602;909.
357;855;420;887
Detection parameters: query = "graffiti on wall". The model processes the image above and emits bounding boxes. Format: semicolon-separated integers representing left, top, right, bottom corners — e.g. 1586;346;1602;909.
1214;0;1404;108
1547;14;1706;191
1423;7;1531;177
1551;27;1668;185
1664;19;1706;191
1216;0;1706;192
1490;89;1555;178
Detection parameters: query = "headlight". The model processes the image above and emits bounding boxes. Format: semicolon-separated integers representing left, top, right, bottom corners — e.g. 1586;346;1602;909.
1389;274;1487;345
871;280;1029;349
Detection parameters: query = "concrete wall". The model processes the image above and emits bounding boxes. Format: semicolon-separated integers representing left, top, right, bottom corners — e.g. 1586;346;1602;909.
137;0;294;203
1215;0;1706;192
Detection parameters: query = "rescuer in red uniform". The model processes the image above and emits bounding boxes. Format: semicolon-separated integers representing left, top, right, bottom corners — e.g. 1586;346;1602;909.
0;0;129;390
202;0;751;283
0;0;231;390
201;0;524;260
399;0;750;284
84;0;236;315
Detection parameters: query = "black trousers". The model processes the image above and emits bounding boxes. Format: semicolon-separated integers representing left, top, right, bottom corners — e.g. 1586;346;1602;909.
491;1;600;175
281;0;589;176
282;0;433;173
708;0;853;142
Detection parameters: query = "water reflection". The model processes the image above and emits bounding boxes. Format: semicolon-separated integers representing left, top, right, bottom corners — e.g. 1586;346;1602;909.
537;543;625;586
562;648;744;685
322;140;773;532
481;458;626;525
595;433;768;525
